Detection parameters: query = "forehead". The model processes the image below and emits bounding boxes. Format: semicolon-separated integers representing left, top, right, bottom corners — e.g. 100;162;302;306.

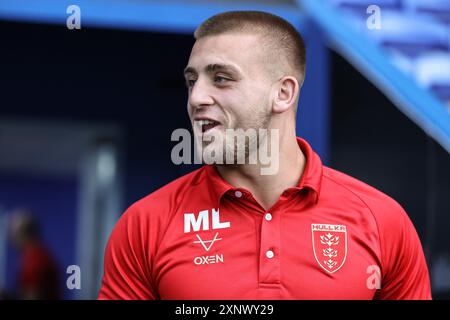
187;33;266;76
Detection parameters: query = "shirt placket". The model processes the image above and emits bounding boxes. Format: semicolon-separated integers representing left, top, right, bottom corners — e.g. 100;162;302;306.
258;209;281;286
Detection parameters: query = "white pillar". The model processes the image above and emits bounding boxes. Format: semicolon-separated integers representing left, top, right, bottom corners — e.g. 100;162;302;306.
75;140;123;299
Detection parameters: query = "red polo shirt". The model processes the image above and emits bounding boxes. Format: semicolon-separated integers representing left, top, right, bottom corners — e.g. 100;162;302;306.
98;138;431;300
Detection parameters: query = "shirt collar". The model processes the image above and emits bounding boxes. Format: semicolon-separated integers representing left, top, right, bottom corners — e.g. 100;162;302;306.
293;137;323;204
203;137;323;207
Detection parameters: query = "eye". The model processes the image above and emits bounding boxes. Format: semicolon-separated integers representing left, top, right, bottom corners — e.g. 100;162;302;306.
214;75;230;84
186;79;196;88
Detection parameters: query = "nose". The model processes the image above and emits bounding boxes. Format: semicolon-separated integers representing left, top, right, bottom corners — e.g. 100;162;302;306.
188;77;214;111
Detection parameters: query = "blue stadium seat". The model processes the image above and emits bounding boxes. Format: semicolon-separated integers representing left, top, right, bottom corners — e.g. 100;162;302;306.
362;11;449;57
414;52;450;101
403;0;450;23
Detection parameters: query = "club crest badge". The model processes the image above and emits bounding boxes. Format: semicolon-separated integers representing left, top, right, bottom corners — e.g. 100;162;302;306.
311;224;347;274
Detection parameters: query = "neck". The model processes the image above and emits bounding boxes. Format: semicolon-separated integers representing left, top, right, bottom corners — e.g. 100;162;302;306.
216;129;305;211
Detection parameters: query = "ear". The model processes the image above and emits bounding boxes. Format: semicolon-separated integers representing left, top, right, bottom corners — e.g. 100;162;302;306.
272;76;299;114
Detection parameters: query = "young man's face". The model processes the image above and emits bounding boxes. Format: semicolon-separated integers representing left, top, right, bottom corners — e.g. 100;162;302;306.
184;33;275;164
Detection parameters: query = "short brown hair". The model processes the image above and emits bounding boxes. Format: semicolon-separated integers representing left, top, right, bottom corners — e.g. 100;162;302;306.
194;11;306;86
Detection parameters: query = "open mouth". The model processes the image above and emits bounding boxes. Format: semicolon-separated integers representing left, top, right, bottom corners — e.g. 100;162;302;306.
197;119;220;133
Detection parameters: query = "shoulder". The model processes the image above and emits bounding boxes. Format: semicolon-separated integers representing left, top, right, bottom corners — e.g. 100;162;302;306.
322;166;409;226
124;166;206;222
321;166;426;281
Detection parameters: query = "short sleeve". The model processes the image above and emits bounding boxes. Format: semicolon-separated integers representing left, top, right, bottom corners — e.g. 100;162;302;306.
98;204;157;300
375;203;432;300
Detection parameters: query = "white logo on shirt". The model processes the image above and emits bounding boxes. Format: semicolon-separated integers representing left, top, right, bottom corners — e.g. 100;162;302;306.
193;232;222;252
193;254;224;265
184;208;230;233
311;224;347;274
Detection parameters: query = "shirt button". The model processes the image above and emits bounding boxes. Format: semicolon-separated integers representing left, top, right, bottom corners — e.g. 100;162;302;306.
266;250;274;259
234;190;243;198
265;213;272;221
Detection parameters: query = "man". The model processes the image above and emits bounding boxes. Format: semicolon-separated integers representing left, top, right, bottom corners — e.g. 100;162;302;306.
10;209;60;300
98;11;431;299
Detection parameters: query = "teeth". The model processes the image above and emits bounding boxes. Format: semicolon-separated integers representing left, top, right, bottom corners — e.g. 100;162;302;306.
196;119;216;126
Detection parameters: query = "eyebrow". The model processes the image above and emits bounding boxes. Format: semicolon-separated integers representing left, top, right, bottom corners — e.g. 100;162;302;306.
183;63;242;78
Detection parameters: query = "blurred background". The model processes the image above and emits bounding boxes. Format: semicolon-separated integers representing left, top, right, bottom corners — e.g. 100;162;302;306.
0;0;449;299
